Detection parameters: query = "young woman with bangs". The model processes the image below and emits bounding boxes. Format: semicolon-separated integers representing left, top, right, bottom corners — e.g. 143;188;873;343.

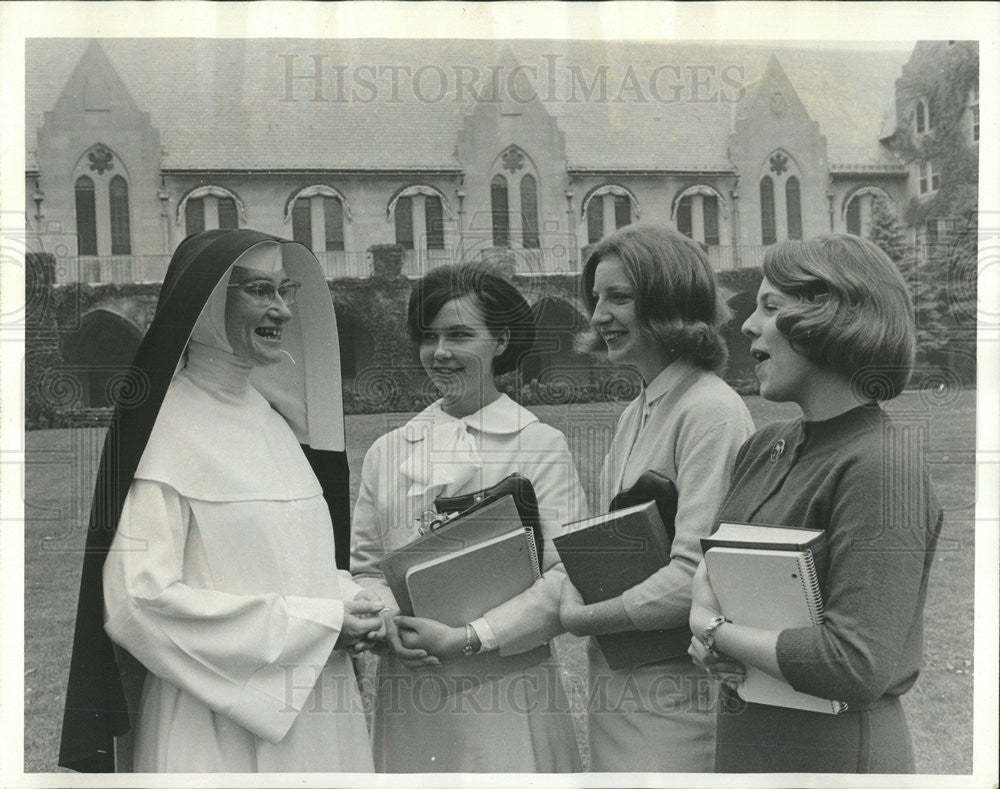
689;234;943;774
350;263;584;773
559;224;753;772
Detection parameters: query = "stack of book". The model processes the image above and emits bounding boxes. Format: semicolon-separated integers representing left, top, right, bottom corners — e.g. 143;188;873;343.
379;495;549;695
702;522;846;714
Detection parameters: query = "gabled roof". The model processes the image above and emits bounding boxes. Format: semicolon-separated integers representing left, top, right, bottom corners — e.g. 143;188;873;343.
782;48;907;169
26;39;909;173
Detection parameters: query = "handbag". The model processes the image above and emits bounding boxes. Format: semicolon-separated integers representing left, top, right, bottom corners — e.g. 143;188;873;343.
434;473;544;565
608;469;679;548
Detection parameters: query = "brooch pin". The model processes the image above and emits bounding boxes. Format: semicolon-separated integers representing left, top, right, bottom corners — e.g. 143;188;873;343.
769;439;786;462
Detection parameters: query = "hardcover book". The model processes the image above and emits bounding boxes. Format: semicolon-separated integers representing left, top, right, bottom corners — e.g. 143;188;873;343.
703;522;828;587
555;501;689;670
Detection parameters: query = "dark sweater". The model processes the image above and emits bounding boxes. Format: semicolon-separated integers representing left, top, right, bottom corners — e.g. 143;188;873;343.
715;404;942;708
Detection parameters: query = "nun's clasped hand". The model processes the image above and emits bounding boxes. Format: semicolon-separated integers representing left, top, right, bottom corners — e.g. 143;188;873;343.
336;591;385;654
338;590;386;655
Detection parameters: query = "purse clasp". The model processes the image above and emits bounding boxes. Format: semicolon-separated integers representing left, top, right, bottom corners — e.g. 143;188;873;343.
417;508;460;535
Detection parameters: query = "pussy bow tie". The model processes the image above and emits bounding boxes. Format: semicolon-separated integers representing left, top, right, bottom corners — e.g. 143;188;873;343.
401;417;482;498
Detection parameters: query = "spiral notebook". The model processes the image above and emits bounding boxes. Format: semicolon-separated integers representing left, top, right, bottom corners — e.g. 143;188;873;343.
406;530;537;624
703;522;829;581
704;546;848;714
380;495;541;616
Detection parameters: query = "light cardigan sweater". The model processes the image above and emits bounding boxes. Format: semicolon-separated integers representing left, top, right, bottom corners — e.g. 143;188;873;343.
599;359;755;631
585;359;754;774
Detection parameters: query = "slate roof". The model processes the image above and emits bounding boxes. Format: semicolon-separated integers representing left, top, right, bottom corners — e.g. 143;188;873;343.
25;38;909;173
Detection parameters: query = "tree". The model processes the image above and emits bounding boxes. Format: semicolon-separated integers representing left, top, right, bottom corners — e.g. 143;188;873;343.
867;194;910;263
867;196;935;352
869;195;976;382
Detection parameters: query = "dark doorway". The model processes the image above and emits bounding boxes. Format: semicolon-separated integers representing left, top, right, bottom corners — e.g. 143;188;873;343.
62;310;142;407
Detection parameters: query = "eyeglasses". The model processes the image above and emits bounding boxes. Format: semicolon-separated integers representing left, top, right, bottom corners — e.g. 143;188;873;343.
228;280;302;307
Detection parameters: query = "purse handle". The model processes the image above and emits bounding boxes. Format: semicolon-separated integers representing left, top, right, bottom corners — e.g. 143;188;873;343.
434;473;544;565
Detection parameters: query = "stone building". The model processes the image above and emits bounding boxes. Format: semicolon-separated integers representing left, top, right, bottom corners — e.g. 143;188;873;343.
24;39;970;409
881;40;980;244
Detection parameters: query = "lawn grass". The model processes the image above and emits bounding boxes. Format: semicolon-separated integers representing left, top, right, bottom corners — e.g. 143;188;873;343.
23;391;975;774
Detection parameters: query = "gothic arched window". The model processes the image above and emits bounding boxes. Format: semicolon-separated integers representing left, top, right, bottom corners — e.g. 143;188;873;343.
491;174;510;247
75;175;97;256
915;99;928;135
109;176;131;255
760;176;776;246
292;197;312;250
586;197;604;244
185;199;205;236
520;174;539;248
424;195;444;250
785;176;802;240
584;185;637;244
324;196;345;251
394;196;414;249
846;196;862;236
614;195;631;228
218;197;238;230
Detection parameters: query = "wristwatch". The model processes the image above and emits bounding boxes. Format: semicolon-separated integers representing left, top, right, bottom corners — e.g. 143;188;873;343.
700;615;729;653
462;623;479;656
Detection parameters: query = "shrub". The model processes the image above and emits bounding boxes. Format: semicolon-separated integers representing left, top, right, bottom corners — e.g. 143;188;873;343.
369;244;405;280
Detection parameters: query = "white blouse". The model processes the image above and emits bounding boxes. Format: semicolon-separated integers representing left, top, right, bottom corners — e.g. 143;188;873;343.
351;394;588;655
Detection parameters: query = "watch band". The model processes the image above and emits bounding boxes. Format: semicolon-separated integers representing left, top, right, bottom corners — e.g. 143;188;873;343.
700;615;729;652
462;623;478;656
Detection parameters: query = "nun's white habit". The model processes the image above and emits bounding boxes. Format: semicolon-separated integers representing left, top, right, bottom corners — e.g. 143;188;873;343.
60;230;371;773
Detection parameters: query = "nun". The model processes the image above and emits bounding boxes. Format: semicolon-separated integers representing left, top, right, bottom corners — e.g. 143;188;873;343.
58;229;379;773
